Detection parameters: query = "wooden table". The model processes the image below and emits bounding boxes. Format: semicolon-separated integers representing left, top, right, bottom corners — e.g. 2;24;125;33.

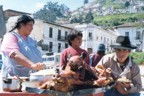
0;92;104;96
0;92;49;96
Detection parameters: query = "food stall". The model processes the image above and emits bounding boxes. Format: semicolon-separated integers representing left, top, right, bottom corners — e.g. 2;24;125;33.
0;92;48;96
0;68;107;96
0;55;114;96
0;87;105;96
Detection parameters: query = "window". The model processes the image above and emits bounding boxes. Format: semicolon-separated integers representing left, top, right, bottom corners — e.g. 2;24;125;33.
49;42;53;52
55;55;60;62
0;53;2;69
46;57;54;61
49;27;53;38
125;32;129;37
58;30;61;39
0;54;2;60
89;33;92;39
58;43;61;52
136;31;141;40
65;31;68;40
65;43;68;48
104;37;106;43
96;36;98;40
41;44;48;51
107;38;109;42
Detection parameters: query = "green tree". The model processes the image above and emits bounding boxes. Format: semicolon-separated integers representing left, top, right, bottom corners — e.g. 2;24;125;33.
85;11;94;23
125;1;130;8
84;0;89;4
70;14;84;23
33;1;70;23
141;6;144;11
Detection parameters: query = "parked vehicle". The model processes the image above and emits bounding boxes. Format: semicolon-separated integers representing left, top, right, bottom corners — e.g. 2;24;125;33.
42;53;61;69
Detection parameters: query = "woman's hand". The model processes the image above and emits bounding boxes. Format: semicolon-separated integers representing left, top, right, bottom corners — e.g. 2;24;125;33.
31;62;45;70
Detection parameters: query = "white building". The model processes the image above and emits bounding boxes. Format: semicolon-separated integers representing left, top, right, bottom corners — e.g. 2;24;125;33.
74;23;117;54
114;23;144;51
31;20;74;55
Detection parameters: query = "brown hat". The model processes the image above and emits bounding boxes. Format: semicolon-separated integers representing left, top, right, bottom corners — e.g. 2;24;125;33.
110;36;137;50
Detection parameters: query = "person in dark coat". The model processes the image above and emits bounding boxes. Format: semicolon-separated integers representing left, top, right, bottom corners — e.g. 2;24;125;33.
90;43;106;67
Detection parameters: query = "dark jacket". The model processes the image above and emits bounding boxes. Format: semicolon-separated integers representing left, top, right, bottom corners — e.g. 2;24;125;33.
90;51;105;67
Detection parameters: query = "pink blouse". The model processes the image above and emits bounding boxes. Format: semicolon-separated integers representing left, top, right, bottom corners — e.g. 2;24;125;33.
1;32;27;57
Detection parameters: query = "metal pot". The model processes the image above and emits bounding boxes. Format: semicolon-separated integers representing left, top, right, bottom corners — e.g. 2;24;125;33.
2;76;29;92
2;77;21;92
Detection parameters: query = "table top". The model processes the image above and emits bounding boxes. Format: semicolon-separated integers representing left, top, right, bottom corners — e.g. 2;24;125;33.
0;92;49;96
0;91;104;96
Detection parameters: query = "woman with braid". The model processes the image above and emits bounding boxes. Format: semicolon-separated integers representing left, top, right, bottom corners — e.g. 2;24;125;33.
0;15;45;91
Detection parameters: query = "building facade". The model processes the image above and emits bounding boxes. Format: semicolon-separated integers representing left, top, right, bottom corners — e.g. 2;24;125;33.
4;9;31;21
74;23;117;54
114;23;144;51
32;20;73;55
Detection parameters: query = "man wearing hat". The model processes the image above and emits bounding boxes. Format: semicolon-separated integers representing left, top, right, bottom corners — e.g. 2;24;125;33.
90;43;106;67
95;36;142;96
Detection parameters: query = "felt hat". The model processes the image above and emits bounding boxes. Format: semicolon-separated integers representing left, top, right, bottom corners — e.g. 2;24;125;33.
110;36;137;50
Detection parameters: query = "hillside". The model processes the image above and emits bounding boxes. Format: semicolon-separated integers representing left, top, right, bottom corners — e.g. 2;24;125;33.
69;0;144;27
93;13;144;28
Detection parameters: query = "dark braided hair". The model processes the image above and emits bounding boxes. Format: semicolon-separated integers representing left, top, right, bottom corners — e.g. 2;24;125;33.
9;15;34;32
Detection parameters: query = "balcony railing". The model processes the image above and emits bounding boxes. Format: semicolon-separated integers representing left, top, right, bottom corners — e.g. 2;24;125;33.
57;36;67;41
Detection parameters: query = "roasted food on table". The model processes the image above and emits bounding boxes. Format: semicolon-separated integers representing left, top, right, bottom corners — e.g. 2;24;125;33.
37;56;114;92
95;65;114;84
115;76;131;95
117;76;131;83
38;55;94;91
96;65;111;77
38;74;81;92
30;69;57;76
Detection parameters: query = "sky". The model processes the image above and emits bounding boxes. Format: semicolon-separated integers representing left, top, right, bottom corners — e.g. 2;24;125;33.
0;0;94;13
